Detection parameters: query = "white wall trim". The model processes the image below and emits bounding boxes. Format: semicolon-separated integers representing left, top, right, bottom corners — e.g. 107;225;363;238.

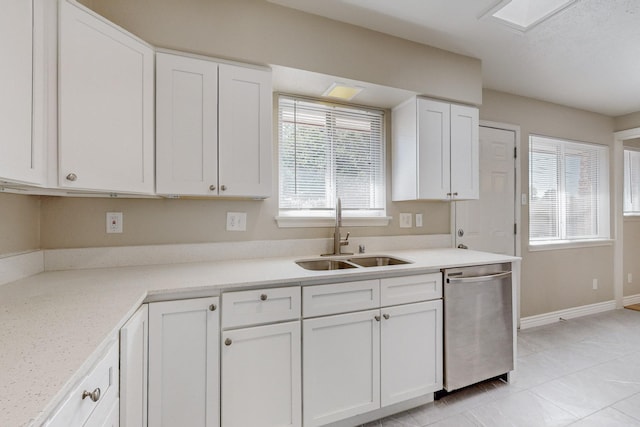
623;294;640;306
44;234;452;271
0;251;45;286
520;300;617;329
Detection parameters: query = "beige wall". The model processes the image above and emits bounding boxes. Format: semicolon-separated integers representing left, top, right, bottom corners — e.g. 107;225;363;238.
81;0;481;106
615;112;640;132
0;193;40;256
481;90;615;317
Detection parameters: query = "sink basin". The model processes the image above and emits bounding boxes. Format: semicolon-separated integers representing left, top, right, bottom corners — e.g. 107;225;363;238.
296;259;357;271
347;256;411;267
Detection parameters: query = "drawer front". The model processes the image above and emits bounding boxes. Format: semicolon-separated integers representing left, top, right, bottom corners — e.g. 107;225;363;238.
222;286;301;328
46;340;119;427
303;279;380;317
381;273;442;306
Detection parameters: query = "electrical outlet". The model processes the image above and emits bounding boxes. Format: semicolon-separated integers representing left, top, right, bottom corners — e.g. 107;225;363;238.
415;213;423;227
592;278;598;290
106;212;123;234
628;273;633;284
399;213;412;228
226;212;247;231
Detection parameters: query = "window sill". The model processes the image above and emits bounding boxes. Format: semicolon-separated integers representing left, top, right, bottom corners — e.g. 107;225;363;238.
275;215;392;228
528;239;614;252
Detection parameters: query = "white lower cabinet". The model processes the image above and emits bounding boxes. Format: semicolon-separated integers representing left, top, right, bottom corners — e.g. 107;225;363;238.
148;297;220;427
119;305;148;427
380;300;443;407
303;310;381;427
221;321;301;427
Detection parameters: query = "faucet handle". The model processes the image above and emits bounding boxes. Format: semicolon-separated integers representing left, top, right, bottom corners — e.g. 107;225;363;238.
340;232;350;246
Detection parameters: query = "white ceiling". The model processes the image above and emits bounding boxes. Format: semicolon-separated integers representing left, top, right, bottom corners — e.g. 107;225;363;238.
267;0;640;117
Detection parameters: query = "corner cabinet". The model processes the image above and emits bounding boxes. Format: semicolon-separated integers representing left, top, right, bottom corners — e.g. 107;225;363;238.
0;0;45;185
392;97;478;201
58;0;154;194
156;51;272;198
120;305;148;427
148;297;220;427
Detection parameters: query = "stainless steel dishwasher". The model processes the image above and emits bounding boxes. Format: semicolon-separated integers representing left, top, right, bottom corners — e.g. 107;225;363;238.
441;263;513;392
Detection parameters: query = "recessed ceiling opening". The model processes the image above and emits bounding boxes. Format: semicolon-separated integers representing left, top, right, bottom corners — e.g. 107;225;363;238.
481;0;578;32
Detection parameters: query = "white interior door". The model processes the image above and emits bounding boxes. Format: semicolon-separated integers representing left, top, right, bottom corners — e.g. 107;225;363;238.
454;126;516;255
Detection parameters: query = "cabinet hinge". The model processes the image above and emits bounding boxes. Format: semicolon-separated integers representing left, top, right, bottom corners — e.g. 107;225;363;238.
514;223;517;235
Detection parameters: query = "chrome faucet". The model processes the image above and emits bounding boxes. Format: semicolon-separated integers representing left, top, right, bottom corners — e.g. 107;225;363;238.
322;198;352;256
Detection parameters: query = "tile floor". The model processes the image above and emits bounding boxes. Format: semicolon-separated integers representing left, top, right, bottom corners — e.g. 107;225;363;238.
364;308;640;426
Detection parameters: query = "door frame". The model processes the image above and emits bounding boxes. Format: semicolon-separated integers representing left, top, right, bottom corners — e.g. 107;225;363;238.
614;127;640;309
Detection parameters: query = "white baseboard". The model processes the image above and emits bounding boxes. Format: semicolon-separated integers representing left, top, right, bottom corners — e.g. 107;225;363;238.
623;294;640;306
0;251;44;286
520;300;617;329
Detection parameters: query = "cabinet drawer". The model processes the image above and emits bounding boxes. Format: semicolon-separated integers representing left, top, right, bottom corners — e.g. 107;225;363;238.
381;273;442;306
303;279;380;317
222;286;301;328
46;340;119;427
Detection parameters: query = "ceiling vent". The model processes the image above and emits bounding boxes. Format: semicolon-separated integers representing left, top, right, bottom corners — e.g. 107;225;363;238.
480;0;578;32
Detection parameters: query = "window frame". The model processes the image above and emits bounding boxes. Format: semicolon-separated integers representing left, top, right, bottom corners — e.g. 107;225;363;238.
275;94;390;228
528;134;611;250
623;147;640;216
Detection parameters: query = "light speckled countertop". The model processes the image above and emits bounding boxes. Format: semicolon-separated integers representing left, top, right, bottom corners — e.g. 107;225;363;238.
0;248;518;427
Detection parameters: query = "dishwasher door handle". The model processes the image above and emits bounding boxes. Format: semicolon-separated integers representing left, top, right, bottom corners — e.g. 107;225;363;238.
447;271;512;284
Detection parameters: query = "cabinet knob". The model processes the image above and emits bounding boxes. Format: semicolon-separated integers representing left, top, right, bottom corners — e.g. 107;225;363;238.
220;185;227;191
81;388;100;402
66;173;78;182
209;185;216;191
260;294;268;301
209;304;217;311
453;192;459;197
374;315;381;322
225;338;232;346
383;313;390;320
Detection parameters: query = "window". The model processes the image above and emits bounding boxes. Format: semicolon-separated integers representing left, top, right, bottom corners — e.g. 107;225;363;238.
277;96;386;226
624;149;640;215
529;135;609;245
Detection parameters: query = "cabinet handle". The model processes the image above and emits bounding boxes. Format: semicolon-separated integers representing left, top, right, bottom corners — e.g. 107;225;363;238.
446;192;452;196
225;338;232;346
383;313;390;320
209;304;217;311
66;173;78;182
209;185;216;191
82;388;100;402
453;192;458;197
220;185;227;191
374;315;381;322
260;294;268;301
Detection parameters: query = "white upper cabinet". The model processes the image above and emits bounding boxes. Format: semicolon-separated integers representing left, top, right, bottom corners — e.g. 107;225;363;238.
156;52;272;198
58;0;154;194
392;97;478;201
0;0;44;185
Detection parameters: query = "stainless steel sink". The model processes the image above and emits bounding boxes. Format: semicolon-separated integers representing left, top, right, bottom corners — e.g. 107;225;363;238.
295;259;357;271
295;255;412;270
347;256;411;267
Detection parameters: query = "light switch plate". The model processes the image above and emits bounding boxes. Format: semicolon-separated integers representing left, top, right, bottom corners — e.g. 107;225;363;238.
227;212;247;231
415;213;423;227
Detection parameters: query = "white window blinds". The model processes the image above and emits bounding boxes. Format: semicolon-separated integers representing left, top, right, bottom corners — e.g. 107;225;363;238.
624;149;640;214
529;135;609;243
278;96;385;217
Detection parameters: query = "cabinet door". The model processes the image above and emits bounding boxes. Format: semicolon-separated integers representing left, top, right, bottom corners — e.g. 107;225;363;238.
58;0;154;194
148;297;219;427
0;0;41;184
120;305;148;427
221;321;301;427
380;300;442;407
450;104;479;199
303;310;380;427
156;53;219;196
218;64;272;198
417;98;450;200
